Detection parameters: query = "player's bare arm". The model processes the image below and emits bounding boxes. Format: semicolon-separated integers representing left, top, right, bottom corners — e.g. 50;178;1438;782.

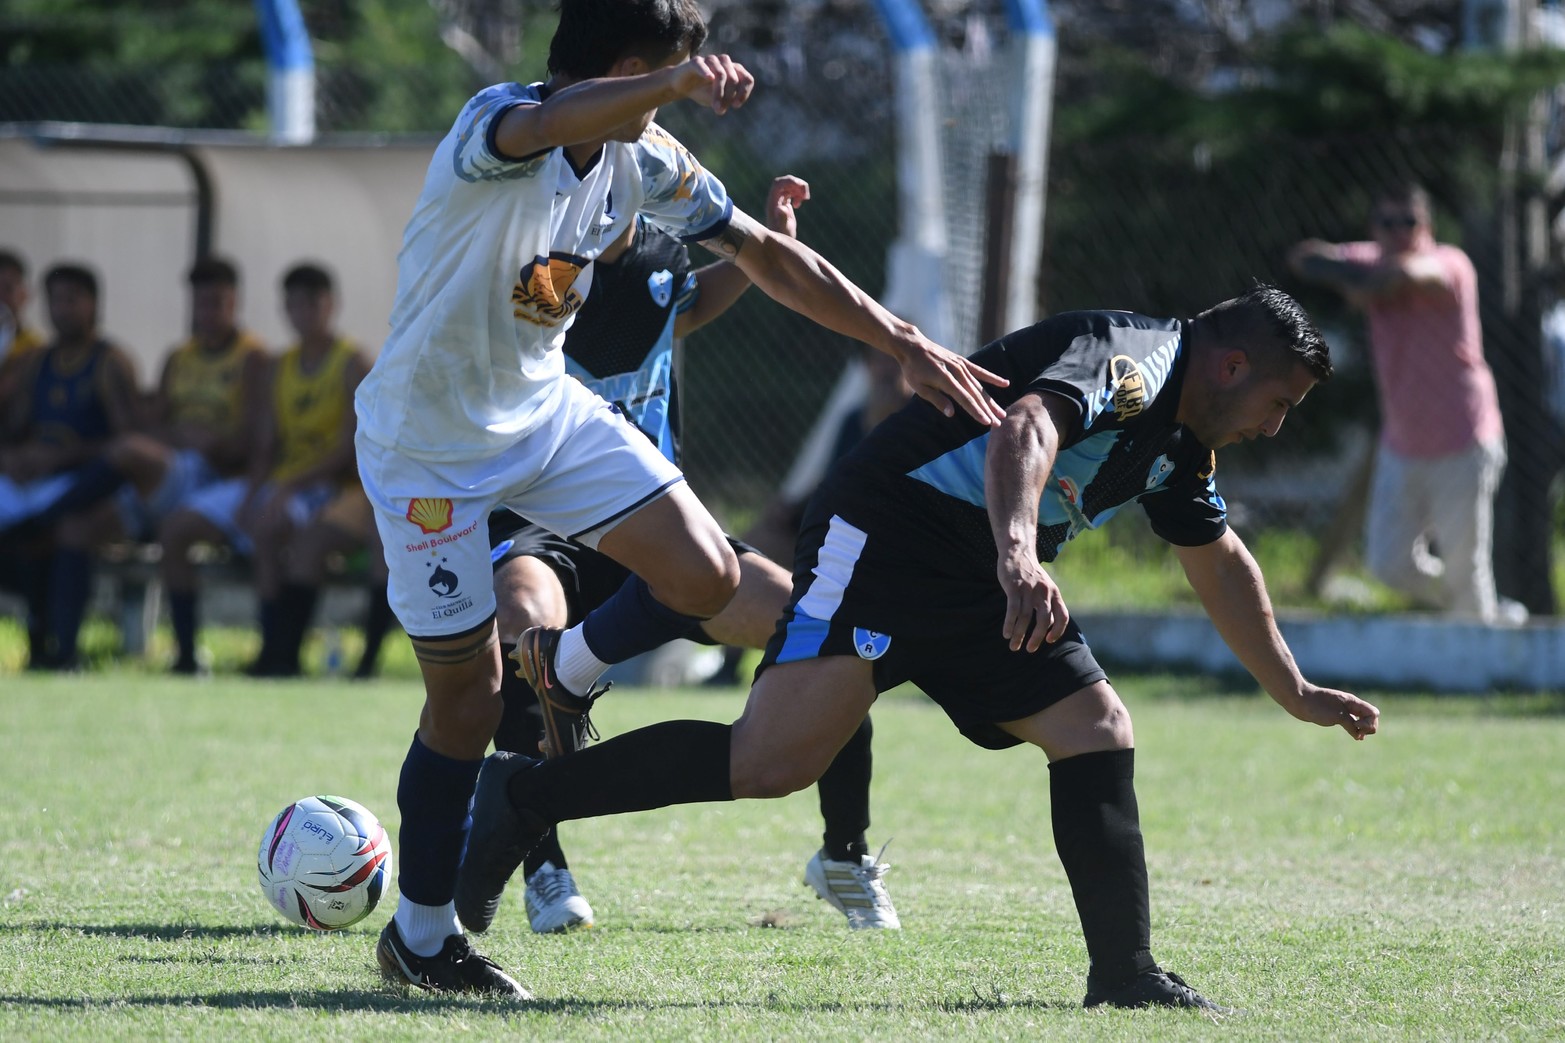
1174;529;1381;740
985;392;1075;652
493;55;754;159
698;210;1008;427
678;175;809;337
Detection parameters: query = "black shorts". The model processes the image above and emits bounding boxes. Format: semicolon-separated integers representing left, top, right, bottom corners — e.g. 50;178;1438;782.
757;511;1107;750
486;511;758;642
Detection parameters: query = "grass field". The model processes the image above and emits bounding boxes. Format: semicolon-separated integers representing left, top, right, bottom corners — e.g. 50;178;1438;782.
1;673;1562;1041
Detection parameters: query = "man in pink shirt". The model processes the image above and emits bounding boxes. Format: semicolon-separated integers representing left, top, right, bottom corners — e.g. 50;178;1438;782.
1290;183;1519;623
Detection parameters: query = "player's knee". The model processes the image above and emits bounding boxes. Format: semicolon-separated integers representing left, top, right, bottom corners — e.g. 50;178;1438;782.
1095;699;1134;749
677;540;741;617
424;682;503;742
730;750;819;799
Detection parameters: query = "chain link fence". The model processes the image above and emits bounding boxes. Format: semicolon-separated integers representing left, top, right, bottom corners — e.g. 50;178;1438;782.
4;12;1560;615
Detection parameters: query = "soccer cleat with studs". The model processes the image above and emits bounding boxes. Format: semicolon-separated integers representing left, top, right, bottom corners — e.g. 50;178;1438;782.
454;751;549;934
1083;968;1231;1012
803;844;901;929
375;919;531;999
523;860;595;934
510;626;609;759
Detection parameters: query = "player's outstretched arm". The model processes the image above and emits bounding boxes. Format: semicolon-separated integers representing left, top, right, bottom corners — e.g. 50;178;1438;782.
677;175;809;337
1175;529;1380;740
985;392;1075;651
698;210;1007;427
493;55;754;159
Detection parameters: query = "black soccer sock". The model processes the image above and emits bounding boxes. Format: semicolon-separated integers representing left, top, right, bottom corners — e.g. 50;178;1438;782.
252;597;280;667
1049;748;1157;988
46;548;92;666
353;582;395;679
818;715;873;862
580;574;710;665
169;588;199;671
507;720;734;824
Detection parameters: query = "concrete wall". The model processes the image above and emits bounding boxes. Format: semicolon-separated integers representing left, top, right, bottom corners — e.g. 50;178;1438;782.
0;131;437;384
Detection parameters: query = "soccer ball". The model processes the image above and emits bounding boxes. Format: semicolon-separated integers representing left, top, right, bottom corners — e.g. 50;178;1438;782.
257;795;392;930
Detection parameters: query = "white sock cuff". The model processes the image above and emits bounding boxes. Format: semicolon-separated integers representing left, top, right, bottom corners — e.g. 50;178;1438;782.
554;624;609;695
393;899;461;957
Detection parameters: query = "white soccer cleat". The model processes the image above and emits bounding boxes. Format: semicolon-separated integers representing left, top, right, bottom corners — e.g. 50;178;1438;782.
803;846;901;929
523;861;594;934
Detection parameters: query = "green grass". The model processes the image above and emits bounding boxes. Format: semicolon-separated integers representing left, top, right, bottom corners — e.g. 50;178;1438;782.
1;675;1562;1040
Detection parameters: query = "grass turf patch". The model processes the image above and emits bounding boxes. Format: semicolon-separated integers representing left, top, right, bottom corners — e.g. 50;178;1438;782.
0;675;1561;1040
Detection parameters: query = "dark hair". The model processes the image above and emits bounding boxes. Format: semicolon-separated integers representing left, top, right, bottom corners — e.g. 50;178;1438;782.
1373;181;1431;216
282;262;334;296
188;255;239;289
0;249;24;278
43;263;99;301
1196;284;1332;382
548;0;708;79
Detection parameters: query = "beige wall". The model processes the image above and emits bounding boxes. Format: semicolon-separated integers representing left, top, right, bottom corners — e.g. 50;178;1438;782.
0;134;436;386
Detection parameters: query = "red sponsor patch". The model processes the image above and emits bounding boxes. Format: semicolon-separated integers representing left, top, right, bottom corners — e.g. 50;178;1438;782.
406;497;454;535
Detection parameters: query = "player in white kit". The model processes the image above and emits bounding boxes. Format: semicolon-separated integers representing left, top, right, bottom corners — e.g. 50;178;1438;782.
361;0;1008;998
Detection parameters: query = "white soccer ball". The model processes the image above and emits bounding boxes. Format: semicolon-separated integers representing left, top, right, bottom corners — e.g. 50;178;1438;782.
257;795;392;930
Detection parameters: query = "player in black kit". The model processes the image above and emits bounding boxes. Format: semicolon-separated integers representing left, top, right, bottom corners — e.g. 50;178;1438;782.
461;285;1381;1010
486;175;897;935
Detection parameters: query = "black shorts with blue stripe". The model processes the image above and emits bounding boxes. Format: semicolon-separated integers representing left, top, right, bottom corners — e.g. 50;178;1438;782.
757;511;1107;750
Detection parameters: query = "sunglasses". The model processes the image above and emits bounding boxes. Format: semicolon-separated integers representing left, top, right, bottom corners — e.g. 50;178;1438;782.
1374;214;1419;231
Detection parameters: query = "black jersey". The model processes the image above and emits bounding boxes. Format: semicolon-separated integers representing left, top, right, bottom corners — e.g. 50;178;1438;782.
814;311;1228;584
561;216;697;465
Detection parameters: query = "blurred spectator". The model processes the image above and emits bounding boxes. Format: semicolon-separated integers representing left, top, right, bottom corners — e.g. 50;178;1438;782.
0;249;46;405
97;256;268;670
1290;183;1523;624
0;263;140;668
236;263;389;678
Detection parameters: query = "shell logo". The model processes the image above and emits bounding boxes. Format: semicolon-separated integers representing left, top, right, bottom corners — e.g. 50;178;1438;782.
406;498;455;535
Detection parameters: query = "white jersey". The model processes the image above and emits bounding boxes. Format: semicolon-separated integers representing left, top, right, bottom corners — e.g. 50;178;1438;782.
356;81;734;462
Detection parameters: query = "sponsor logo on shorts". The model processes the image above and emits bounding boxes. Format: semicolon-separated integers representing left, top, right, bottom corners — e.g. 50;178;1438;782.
406;498;454;534
426;555;475;620
404;516;480;554
1110;354;1147;421
853;627;892;661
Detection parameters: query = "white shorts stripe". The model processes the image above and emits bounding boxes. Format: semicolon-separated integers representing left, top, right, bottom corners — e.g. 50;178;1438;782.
797;515;868;622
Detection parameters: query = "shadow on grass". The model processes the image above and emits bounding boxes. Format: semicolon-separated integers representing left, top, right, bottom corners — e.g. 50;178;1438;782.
0;989;1076;1015
0;922;326;942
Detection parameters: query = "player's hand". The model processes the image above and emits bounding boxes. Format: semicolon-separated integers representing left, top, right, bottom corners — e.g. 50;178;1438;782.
997;550;1069;652
1290;684;1380;741
893;335;1008;427
764;175;809;238
668;54;754;115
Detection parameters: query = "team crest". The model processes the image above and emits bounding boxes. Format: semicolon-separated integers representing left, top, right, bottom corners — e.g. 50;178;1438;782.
427;558;461;599
853;627;892;661
511;253;587;327
1109;355;1147;421
648;269;673;308
406;497;454;535
1146;454;1174;489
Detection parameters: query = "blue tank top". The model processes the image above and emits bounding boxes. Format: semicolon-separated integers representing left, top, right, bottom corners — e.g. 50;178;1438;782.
30;340;113;447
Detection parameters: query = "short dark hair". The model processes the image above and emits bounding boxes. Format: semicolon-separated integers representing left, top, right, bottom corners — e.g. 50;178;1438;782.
0;249;25;278
188;255;239;289
1373;181;1431;216
1196;284;1332;382
548;0;708;80
43;263;99;301
282;262;334;296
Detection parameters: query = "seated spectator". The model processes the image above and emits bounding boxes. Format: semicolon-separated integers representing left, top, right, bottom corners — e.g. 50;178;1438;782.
226;263;389;678
0;249;47;405
0;263;140;668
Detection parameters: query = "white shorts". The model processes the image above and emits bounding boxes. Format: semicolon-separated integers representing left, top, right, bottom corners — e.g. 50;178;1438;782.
183;476;337;555
116;448;218;539
357;379;684;639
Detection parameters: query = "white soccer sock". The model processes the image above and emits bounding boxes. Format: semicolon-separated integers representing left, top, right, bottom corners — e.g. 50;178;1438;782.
554;624;609;695
393;899;462;957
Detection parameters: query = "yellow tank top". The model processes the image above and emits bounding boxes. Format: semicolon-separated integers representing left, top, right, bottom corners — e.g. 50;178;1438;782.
164;331;266;436
272;337;356;483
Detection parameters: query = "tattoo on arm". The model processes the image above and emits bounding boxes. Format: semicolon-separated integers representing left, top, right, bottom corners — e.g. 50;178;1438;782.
701;216;755;263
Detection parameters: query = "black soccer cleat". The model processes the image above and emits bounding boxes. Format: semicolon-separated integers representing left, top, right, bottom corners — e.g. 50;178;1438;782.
510;626;608;759
375;919;532;999
1083;968;1232;1013
454;751;549;934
